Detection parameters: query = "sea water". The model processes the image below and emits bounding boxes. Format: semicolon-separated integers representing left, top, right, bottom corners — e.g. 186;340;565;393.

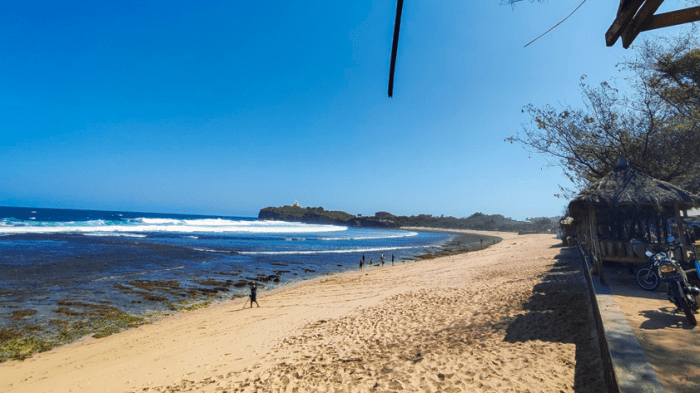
0;206;460;330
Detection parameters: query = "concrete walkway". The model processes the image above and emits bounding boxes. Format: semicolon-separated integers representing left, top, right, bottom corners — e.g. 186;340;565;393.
603;263;700;393
580;252;666;393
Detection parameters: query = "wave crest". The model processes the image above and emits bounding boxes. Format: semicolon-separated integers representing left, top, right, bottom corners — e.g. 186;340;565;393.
0;217;348;235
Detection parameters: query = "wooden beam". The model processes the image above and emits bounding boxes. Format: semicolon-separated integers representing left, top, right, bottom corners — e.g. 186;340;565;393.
606;0;646;47
387;0;405;98
675;203;689;262
589;205;605;284
621;0;664;48
642;6;700;32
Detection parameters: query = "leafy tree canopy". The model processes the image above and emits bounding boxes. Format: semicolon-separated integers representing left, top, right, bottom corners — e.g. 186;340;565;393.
507;27;700;198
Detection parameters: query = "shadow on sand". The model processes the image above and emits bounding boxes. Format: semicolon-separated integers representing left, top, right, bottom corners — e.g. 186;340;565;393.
504;247;608;392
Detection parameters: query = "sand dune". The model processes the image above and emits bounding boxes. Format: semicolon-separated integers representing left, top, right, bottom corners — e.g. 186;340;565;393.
0;233;607;392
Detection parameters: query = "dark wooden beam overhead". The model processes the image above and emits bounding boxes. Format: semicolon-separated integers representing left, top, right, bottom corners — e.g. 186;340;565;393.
388;0;405;98
605;0;646;47
621;0;664;48
607;0;700;48
644;6;700;32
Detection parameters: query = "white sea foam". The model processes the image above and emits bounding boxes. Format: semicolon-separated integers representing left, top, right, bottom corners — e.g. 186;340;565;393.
0;218;347;235
238;246;416;255
320;232;418;241
137;218;182;225
193;248;232;253
83;233;148;238
92;265;185;281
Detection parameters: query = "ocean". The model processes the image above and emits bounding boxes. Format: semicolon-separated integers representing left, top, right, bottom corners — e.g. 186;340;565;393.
0;206;467;342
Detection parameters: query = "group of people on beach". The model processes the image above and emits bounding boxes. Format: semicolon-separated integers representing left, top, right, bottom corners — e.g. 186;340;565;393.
359;252;395;270
246;253;399;308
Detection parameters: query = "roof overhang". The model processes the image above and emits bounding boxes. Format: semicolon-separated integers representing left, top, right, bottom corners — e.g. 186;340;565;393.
606;0;700;48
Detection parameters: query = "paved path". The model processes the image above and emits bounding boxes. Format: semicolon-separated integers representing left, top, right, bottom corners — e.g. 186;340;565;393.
602;264;700;393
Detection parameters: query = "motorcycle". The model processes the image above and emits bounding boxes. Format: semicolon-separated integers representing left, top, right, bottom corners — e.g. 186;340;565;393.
638;237;700;325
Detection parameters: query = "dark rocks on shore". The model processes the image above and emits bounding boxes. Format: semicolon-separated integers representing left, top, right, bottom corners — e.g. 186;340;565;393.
233;280;252;288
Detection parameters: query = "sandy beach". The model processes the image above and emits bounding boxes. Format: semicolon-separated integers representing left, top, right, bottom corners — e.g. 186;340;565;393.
0;232;607;392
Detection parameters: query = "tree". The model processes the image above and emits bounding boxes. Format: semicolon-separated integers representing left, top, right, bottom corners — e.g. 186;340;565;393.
507;28;700;198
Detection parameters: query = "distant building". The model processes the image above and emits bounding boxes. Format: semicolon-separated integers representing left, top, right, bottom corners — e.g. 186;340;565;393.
294;201;300;207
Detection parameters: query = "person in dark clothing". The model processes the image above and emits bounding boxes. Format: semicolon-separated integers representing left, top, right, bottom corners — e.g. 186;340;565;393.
249;283;260;308
391;253;395;265
362;254;365;264
359;258;364;270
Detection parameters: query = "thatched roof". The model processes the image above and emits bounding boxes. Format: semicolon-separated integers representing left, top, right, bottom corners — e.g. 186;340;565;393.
569;159;700;213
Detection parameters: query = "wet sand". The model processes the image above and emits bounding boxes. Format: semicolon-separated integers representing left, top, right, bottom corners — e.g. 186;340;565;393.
0;233;607;392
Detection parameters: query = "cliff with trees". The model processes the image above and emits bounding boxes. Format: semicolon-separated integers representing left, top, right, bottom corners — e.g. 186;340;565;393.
259;205;559;233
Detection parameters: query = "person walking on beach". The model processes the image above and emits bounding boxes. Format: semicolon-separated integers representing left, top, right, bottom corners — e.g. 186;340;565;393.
391;253;395;265
359;258;363;270
248;283;260;308
380;253;385;266
370;258;373;265
362;254;366;265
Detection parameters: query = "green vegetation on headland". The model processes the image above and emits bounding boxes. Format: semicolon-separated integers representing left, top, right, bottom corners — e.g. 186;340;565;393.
259;205;559;233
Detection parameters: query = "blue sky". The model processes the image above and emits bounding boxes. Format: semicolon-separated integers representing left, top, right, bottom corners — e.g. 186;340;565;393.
0;1;690;220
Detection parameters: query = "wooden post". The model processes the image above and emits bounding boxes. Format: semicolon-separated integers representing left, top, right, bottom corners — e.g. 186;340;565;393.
662;216;669;243
387;0;405;98
675;203;688;261
621;0;664;48
589;205;605;284
644;6;700;32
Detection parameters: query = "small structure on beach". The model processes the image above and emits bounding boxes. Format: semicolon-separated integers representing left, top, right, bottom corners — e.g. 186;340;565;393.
568;158;700;284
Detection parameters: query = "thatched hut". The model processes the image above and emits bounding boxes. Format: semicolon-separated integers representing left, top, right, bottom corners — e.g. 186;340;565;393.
569;158;700;284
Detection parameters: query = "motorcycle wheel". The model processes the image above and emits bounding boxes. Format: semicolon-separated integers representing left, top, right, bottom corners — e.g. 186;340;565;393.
680;296;697;325
636;267;660;291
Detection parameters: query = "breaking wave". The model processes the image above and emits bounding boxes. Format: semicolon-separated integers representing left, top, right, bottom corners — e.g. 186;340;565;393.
0;217;347;235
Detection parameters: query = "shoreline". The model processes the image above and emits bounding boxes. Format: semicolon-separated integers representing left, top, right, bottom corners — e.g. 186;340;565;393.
0;227;496;363
0;232;608;392
399;226;519;240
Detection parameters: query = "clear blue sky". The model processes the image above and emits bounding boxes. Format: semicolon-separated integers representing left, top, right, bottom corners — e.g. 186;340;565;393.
0;1;689;220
